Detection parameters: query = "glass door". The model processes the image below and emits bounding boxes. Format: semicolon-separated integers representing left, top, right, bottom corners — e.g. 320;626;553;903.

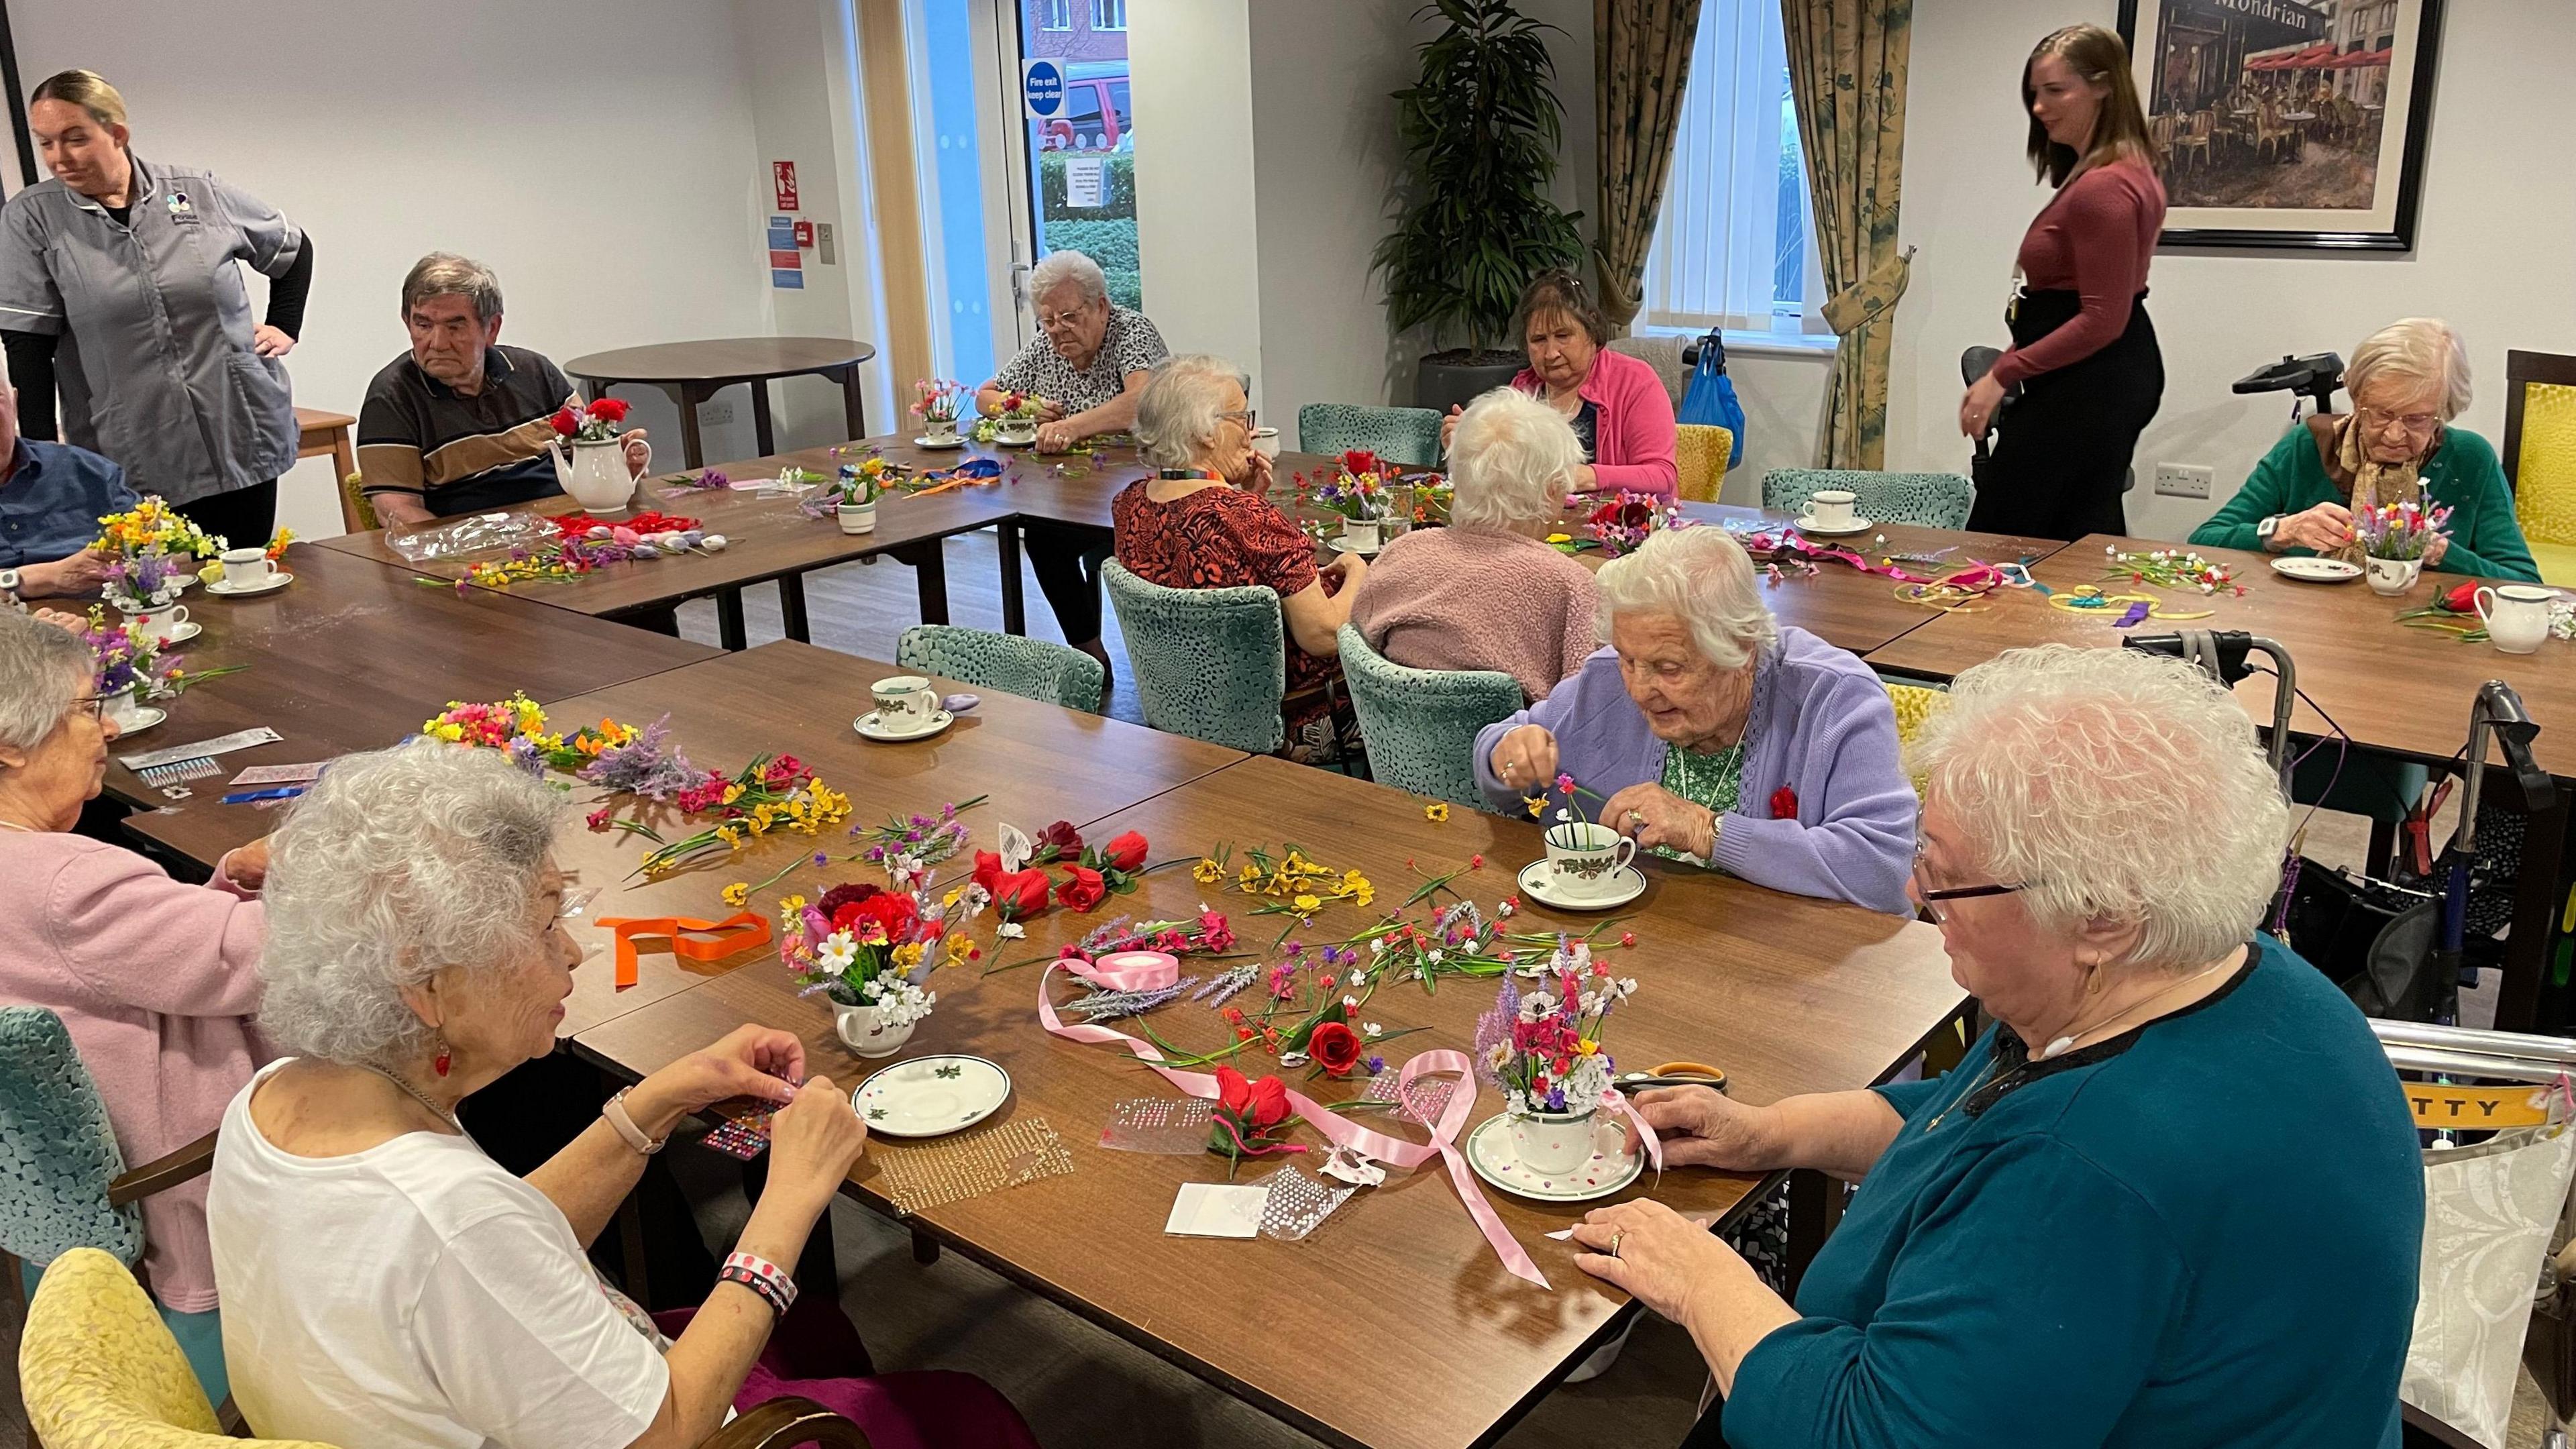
1020;0;1141;312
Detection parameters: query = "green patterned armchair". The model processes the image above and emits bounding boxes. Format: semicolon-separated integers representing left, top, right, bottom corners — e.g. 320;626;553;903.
1297;404;1446;468
1762;468;1976;529
1102;559;1286;753
896;625;1106;712
1336;625;1521;809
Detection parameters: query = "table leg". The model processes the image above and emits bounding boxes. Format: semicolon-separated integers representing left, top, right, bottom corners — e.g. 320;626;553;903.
678;383;709;472
895;540;950;625
910;1229;941;1266
839;365;867;441
716;588;748;651
2498;779;2571;1032
579;378;606;405
997;521;1025;635
751;380;777;459
779;572;810;644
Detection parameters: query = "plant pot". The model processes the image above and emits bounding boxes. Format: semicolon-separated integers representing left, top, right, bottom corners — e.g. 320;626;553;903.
2365;555;2420;596
1506;1107;1599;1177
1413;349;1525;413
837;500;878;535
833;1000;919;1059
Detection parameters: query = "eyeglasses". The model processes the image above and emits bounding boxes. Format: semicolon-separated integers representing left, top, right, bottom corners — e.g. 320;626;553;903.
2357;405;2440;435
1036;305;1093;332
1911;843;2024;924
1218;407;1256;429
68;694;108;722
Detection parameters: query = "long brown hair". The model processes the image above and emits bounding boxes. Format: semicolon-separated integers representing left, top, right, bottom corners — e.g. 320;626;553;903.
2023;25;2157;186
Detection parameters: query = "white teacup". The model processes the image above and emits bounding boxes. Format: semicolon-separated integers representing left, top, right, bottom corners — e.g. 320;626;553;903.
924;416;959;442
997;421;1038;446
871;675;940;730
220;547;274;588
1543;821;1636;900
1342;517;1382;552
1248;427;1281;460
101;687;150;730
117;600;188;643
1507;1108;1601;1177
2475;584;2555;655
1806;489;1858;529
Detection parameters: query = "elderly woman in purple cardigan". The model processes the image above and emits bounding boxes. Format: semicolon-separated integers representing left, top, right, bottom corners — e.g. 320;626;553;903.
1472;527;1916;914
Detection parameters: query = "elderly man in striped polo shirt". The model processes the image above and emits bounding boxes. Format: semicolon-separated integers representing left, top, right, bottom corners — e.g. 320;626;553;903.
355;254;651;527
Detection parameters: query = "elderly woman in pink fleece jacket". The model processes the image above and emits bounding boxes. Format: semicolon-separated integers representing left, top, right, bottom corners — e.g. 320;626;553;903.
0;607;266;1403
1441;269;1678;498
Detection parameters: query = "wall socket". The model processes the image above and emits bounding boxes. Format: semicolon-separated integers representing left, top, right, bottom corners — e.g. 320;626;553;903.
698;400;735;427
2153;463;2213;499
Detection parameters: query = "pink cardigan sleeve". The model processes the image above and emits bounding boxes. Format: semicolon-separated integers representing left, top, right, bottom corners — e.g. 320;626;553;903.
1582;350;1678;498
45;841;266;1019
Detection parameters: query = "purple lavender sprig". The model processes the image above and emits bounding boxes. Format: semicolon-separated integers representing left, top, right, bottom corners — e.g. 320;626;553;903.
1470;977;1520;1089
576;714;704;802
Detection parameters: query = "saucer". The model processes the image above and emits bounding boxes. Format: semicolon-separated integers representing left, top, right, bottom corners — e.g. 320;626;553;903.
1326;535;1381;557
1463;1115;1644;1203
2269;556;2363;583
995;432;1038;449
111;706;166;735
1516;857;1647;912
1794;515;1874;537
914;434;966;450
853;1055;1012;1138
207;572;291;596
129;621;201;645
855;708;955;743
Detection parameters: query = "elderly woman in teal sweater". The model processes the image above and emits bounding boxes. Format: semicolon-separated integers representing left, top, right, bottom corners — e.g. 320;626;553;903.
1572;645;2422;1449
2194;317;2538;582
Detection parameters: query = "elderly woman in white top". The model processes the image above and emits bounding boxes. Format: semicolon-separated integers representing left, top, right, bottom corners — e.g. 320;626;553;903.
1348;388;1600;703
1473;527;1916;913
208;743;1036;1449
1572;646;2422;1449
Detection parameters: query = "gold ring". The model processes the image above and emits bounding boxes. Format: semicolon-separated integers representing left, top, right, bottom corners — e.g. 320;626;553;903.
1627;810;1646;824
1608;1230;1625;1258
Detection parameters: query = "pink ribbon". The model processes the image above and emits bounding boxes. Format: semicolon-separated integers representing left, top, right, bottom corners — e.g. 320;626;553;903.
1038;963;1664;1287
1061;949;1181;991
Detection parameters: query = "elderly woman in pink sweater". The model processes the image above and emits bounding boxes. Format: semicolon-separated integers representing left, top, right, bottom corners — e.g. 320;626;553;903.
1441;270;1678;498
0;607;267;1404
1352;387;1599;702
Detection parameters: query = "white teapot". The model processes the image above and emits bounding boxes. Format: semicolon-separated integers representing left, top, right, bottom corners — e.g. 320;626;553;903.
547;433;645;515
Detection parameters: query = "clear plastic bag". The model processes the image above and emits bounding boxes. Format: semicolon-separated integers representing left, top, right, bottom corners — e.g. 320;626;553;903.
386;511;553;564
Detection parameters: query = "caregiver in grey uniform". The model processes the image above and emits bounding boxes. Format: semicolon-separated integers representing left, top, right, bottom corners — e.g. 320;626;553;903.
0;69;311;544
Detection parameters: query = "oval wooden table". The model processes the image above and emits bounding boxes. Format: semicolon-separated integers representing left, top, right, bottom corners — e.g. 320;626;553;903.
565;337;880;469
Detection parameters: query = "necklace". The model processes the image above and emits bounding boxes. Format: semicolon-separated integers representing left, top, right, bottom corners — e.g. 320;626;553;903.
358;1062;460;1130
0;819;36;833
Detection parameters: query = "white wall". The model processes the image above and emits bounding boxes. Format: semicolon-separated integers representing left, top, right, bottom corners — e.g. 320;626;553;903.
1129;0;1265;405
19;0;794;539
1885;0;2576;540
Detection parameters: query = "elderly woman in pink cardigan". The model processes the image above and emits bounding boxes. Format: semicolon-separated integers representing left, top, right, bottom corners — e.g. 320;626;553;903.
0;607;266;1403
1441;269;1678;498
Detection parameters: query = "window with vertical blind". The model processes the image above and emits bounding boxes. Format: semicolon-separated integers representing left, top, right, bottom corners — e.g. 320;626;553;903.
1091;0;1126;32
1040;0;1071;32
1640;1;1825;337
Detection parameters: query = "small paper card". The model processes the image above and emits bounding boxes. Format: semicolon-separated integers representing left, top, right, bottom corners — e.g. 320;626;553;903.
1165;1182;1267;1238
229;762;328;786
120;727;282;771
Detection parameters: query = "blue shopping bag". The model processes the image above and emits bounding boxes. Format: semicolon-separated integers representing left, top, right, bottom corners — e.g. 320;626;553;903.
1678;333;1746;470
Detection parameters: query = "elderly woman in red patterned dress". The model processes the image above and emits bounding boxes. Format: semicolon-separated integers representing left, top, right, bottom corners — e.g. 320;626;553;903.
1111;355;1364;763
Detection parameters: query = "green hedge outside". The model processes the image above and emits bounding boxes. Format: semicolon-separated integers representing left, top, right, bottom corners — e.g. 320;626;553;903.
1042;218;1138;273
1037;152;1136;217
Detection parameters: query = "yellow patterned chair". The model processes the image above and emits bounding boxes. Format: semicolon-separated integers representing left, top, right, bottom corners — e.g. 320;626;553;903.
2504;350;2576;585
1884;679;1943;799
1674;423;1733;504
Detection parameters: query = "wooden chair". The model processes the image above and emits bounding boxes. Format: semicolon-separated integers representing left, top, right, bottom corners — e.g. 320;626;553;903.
294;409;369;533
1673;423;1732;503
2502;349;2576;585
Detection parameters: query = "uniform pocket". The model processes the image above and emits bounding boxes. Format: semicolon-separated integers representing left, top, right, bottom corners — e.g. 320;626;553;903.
223;351;297;478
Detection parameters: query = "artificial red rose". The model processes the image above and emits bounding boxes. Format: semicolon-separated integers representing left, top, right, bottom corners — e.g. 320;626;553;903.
994;868;1052;918
1216;1065;1292;1129
971;849;1006;895
584;397;631;423
1340;449;1380;479
1770;786;1799;820
548;406;580;437
838;891;917;943
2443;580;2481;614
1034;820;1083;861
1102;830;1148;873
1054;865;1108;912
1309;1020;1364;1077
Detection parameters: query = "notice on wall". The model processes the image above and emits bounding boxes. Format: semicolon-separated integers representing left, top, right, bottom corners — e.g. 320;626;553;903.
772;160;799;211
767;214;803;290
1022;58;1065;120
1064;155;1107;210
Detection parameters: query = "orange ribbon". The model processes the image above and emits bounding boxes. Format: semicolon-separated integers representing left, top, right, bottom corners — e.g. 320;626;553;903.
594;912;773;990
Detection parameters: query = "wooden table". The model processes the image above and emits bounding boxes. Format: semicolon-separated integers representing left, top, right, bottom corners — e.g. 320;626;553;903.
116;545;718;866
1866;534;2576;1027
536;640;1244;1035
313;446;1023;651
293;407;358;529
564;338;880;469
576;754;1965;1449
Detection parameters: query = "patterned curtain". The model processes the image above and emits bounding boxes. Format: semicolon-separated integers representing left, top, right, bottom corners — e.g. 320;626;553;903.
1783;0;1913;468
1593;0;1704;336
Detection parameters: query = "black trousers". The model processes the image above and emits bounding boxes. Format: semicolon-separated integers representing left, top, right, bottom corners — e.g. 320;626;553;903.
1966;289;2163;543
1025;519;1114;645
171;478;280;548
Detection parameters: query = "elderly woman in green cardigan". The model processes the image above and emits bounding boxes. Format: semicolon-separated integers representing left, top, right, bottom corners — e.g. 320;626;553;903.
2193;317;2538;582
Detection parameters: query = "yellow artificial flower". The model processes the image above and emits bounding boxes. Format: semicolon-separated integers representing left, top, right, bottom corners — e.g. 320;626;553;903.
721;783;745;805
1293;894;1322;912
1192;857;1225;885
1524;795;1548;818
1424;801;1450;822
715;825;743;847
429;722;464;742
1238;863;1263;891
1577;1038;1599;1056
720;882;750;908
776;895;809;933
892;942;926;969
943;932;979;967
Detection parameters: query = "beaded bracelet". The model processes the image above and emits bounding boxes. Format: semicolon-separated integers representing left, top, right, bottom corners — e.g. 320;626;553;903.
718;1250;798;1318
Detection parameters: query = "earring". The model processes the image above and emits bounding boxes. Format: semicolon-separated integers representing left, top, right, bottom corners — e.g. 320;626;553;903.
2083;960;2106;996
433;1034;452;1078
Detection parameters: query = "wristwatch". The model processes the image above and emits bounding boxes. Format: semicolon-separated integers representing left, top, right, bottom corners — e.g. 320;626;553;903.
2254;515;2286;549
0;568;21;610
602;1086;667;1155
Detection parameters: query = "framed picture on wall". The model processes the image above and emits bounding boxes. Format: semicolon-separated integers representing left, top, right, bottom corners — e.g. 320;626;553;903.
2118;0;2443;250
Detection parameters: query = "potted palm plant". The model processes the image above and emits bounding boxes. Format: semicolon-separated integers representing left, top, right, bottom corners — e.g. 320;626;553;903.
1374;0;1586;412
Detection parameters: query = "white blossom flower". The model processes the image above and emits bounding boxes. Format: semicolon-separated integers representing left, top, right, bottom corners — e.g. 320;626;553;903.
1519;991;1556;1023
998;921;1025;941
1342;994;1358;1009
1365;1022;1383;1037
1428;949;1444;965
818;930;858;973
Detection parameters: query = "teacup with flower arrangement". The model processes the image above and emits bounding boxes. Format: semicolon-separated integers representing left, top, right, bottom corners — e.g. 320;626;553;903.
910;378;967;445
784;881;976;1057
73;605;243;733
1315;449;1391;553
1472;957;1638;1179
93;501;221;639
979;391;1046;447
2356;500;2451;596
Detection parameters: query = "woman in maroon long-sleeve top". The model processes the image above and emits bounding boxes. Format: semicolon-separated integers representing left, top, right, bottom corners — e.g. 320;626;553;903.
1961;25;2167;542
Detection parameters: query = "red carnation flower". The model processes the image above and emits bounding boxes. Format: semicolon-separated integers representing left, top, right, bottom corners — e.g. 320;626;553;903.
1770;786;1798;820
548;406;580;437
1217;1065;1291;1129
816;883;882;920
584;397;631;423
